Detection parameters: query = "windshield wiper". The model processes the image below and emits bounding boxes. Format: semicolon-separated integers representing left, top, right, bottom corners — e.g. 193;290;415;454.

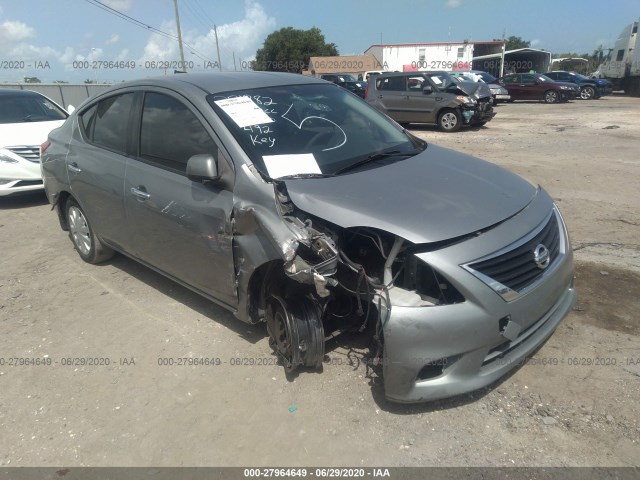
275;173;335;180
332;149;422;176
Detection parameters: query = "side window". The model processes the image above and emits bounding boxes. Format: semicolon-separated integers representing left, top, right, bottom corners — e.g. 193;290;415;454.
377;76;406;91
140;92;217;173
616;49;624;61
521;74;536;84
407;76;425;91
82;93;134;154
502;75;517;84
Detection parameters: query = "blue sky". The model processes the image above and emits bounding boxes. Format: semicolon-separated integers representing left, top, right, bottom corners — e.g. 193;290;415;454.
0;0;638;82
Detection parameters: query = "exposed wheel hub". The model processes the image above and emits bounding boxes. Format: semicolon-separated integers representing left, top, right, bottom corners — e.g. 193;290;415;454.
266;295;324;373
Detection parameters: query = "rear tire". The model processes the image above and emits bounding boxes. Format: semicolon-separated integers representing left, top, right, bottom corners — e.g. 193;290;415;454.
438;109;462;132
66;198;114;264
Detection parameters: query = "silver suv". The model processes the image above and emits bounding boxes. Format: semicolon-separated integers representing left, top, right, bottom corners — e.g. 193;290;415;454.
366;71;495;131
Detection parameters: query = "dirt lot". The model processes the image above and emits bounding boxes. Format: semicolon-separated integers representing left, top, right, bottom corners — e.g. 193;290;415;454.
0;95;639;467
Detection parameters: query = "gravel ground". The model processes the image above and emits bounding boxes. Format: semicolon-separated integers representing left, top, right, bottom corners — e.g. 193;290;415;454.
0;95;639;467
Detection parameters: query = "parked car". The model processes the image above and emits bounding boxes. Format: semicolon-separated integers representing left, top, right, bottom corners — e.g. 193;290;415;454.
335;79;366;98
363;70;384;81
452;70;511;103
42;72;575;403
544;71;613;99
497;73;579;103
320;73;357;83
0;90;68;196
367;71;495;131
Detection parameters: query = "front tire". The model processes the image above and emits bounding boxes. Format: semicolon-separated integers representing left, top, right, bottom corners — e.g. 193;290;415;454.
266;294;324;373
580;86;595;100
438;109;462;132
66;198;113;264
544;90;559;103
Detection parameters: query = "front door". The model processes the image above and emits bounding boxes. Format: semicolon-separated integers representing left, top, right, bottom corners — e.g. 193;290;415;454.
124;90;237;306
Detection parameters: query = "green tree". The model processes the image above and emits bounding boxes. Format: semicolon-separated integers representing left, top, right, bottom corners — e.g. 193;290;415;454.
494;36;531;50
254;27;338;73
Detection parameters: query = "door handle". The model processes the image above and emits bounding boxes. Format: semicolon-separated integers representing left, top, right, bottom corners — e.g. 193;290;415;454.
131;187;151;201
68;163;81;173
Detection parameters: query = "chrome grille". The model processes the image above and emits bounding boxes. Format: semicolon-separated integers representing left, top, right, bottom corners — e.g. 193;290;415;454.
6;145;40;163
463;209;565;301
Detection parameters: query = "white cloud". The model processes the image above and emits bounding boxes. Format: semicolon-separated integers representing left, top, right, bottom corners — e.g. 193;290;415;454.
530;39;541;47
0;19;35;44
101;0;133;11
446;0;462;8
115;48;130;61
105;33;120;45
139;0;276;70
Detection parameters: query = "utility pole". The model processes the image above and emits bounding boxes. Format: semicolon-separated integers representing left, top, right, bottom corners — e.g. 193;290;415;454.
214;25;222;71
173;0;187;71
499;27;506;78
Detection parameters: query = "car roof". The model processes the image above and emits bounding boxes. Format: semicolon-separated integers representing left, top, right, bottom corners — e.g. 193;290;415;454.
0;89;45;98
110;72;327;95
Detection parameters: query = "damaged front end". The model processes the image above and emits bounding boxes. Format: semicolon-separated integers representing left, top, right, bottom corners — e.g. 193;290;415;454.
452;81;496;126
261;181;465;379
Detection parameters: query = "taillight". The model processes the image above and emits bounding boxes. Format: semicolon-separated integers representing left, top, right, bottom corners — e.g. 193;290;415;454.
40;140;51;155
364;85;369;98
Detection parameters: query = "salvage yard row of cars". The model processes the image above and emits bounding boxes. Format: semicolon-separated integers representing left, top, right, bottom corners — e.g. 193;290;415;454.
0;71;578;404
318;69;611;132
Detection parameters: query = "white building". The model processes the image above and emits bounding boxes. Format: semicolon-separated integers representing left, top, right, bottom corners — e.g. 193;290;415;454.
364;41;504;72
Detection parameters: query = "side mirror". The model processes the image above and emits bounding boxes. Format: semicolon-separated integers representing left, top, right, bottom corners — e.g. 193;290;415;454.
422;85;433;94
186;154;219;183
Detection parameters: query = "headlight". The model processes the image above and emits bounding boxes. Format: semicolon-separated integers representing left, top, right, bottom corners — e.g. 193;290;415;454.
0;154;19;164
456;95;477;106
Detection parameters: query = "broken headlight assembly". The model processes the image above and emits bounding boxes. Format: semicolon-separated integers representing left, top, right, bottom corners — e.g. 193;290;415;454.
456;95;477;107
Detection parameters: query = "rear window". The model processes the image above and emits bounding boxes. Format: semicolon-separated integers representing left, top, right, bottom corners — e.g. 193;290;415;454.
0;94;67;124
376;76;406;91
79;93;134;154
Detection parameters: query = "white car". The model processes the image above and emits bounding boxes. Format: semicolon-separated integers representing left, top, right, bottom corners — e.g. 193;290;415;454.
0;90;68;196
452;70;511;103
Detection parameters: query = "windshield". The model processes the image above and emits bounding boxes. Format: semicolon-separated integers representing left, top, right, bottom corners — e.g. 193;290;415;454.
424;72;456;91
573;73;589;81
0;94;67;124
476;71;497;83
208;84;421;179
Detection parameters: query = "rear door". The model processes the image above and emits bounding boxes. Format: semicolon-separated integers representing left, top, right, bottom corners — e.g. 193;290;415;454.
124;89;237;306
520;74;540;99
501;74;522;99
67;92;135;251
371;76;410;122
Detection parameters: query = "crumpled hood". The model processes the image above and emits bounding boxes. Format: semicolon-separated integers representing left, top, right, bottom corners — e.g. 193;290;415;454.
454;81;492;99
284;145;538;244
